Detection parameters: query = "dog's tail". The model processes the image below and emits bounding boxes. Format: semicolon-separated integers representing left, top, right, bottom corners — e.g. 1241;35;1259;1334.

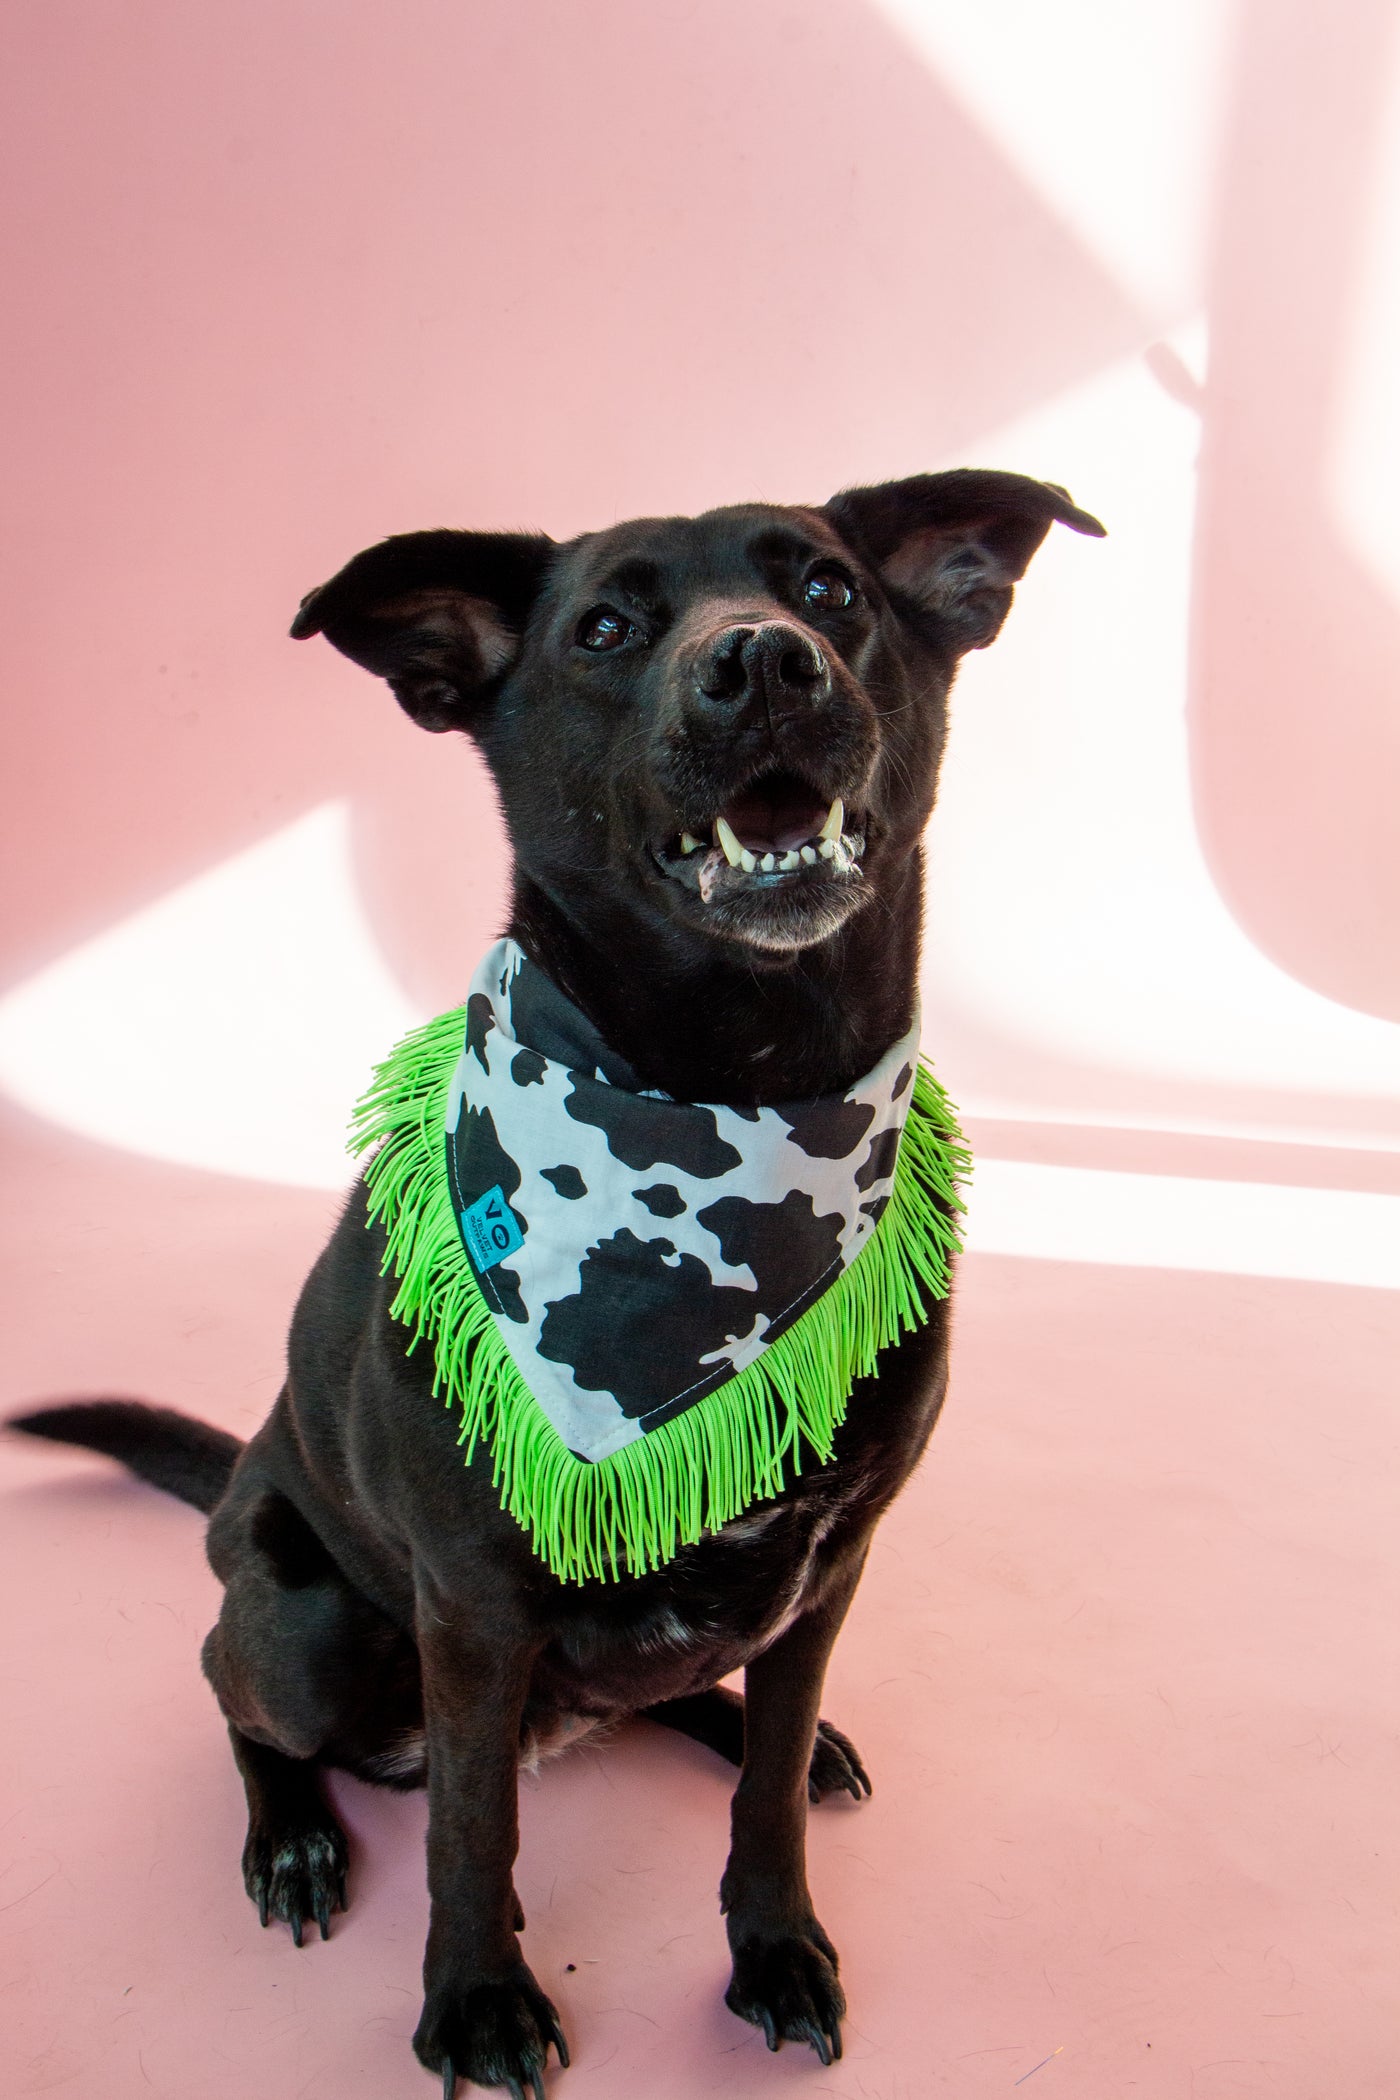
10;1400;244;1515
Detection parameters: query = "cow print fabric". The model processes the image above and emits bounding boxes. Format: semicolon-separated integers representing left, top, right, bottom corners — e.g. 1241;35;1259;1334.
445;940;921;1464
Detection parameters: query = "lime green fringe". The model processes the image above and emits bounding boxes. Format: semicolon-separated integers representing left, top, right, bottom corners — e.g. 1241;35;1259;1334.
350;1007;970;1585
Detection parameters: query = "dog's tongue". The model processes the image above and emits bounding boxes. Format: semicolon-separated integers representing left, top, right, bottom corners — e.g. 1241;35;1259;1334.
720;778;829;853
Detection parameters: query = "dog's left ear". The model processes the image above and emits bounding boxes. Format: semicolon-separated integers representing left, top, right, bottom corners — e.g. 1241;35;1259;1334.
290;528;554;731
824;469;1105;654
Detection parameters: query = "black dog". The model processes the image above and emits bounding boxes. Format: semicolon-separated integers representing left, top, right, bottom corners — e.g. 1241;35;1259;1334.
15;469;1102;2095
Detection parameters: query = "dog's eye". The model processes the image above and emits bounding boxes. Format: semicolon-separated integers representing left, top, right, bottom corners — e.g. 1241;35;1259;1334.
576;606;635;651
804;567;856;613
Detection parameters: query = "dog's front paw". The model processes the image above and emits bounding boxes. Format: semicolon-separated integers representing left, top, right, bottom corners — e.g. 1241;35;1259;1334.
808;1717;872;1803
242;1817;349;1946
414;1962;569;2097
725;1923;846;2065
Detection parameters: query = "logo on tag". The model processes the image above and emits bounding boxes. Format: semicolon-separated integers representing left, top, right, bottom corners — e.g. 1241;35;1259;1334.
460;1185;524;1272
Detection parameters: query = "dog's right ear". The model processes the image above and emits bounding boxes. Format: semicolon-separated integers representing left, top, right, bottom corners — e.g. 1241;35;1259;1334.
290;529;554;732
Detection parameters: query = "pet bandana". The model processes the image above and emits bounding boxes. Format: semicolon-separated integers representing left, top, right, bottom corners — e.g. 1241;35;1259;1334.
352;939;969;1583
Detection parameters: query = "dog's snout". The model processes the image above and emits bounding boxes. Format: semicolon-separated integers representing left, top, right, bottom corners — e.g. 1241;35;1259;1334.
696;622;830;711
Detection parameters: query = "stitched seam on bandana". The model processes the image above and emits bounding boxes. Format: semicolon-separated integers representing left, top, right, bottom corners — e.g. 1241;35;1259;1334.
631;1245;847;1429
441;939;920;1449
447;1051;856;1431
446;1124;513;1321
447;1102;850;1430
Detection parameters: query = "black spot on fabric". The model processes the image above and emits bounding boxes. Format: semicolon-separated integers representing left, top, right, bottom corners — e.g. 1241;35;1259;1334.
775;1094;875;1160
634;1183;685;1218
891;1062;913;1101
538;1231;765;1416
697;1190;845;1338
477;1263;526;1320
855;1126;901;1192
730;1105;762;1122
478;1264;527;1322
563;1072;743;1177
450;1104;527;1322
507;956;639;1088
465;993;495;1074
860;1193;890;1229
452;1102;520;1210
540;1164;587;1201
510;1048;546;1087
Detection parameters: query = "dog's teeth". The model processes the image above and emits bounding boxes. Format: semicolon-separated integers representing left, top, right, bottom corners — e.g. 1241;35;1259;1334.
779;849;801;871
819;798;844;844
715;815;744;868
818;837;836;859
760;852;776;872
800;844;817;865
680;831;701;855
739;848;757;873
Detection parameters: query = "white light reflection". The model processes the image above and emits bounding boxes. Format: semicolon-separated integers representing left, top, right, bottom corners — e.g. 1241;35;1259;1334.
1329;19;1400;606
0;797;1395;1286
920;324;1400;1151
0;804;420;1188
966;1160;1400;1290
869;0;1231;317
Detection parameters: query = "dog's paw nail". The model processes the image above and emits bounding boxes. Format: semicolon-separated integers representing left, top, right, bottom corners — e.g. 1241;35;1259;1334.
726;1928;846;2063
808;1718;872;1805
414;1963;567;2094
242;1818;350;1948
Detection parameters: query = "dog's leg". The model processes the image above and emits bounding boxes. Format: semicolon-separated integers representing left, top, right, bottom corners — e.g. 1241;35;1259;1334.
203;1482;422;1938
644;1686;872;1804
411;1588;569;2098
229;1725;349;1945
718;1547;868;2064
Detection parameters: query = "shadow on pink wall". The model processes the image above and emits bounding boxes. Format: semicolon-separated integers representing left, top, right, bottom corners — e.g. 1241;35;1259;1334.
1193;0;1400;1020
4;0;1143;1016
7;0;1397;1027
4;0;1396;1037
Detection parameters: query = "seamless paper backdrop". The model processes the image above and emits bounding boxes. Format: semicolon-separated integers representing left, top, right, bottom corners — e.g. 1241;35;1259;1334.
2;5;1398;2098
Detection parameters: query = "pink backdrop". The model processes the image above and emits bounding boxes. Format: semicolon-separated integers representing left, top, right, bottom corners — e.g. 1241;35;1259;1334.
3;4;1398;2096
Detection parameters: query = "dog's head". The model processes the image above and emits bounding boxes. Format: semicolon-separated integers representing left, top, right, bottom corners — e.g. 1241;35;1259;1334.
293;472;1102;960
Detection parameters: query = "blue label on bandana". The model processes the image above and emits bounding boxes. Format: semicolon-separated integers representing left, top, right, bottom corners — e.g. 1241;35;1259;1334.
461;1185;524;1272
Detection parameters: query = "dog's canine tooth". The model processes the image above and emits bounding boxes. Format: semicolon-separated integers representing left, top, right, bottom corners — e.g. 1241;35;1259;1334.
739;848;758;873
819;798;844;844
818;837;836;860
715;815;744;867
680;832;701;855
800;845;817;865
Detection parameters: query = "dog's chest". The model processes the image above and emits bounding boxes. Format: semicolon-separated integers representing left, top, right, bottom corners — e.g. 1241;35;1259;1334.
537;1466;866;1714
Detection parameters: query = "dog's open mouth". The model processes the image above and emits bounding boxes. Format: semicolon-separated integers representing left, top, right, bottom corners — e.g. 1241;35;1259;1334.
654;768;866;905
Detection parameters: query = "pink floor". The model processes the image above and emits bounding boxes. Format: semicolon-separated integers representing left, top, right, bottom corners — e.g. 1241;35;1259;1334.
3;1094;1396;2100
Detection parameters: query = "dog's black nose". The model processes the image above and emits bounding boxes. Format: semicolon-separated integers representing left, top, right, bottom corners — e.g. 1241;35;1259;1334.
697;622;830;711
